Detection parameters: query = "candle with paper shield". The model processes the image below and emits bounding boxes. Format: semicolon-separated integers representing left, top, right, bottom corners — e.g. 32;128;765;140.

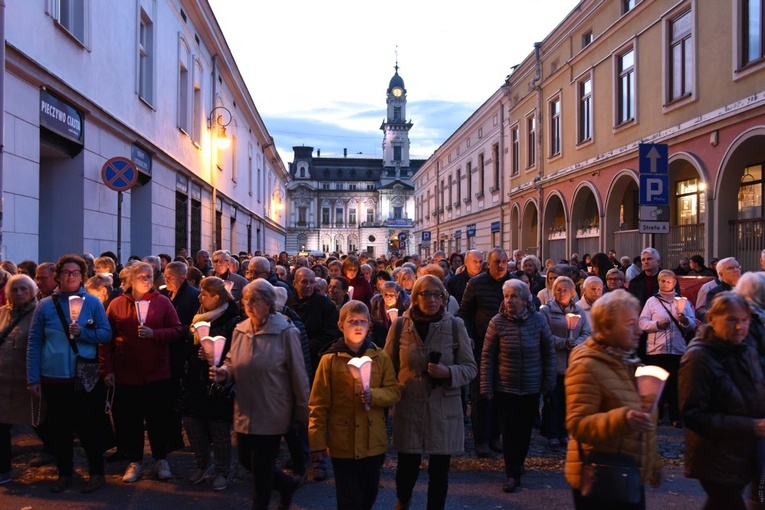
68;296;85;340
387;308;399;322
135;300;151;326
674;297;688;315
566;313;581;339
193;321;211;343
201;336;227;381
348;286;354;300
635;365;669;413
347;356;372;411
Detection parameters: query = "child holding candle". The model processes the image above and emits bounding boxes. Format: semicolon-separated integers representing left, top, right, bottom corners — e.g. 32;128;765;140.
308;300;400;509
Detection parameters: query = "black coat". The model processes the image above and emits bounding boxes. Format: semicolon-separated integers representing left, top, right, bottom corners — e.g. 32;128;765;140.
445;270;471;305
163;280;201;371
457;271;515;356
287;291;341;370
679;332;765;485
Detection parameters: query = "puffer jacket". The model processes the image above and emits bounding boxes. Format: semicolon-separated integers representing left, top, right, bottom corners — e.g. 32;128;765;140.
540;300;591;375
309;339;400;459
639;293;696;356
384;309;477;455
679;331;765;485
480;305;556;396
27;288;111;384
103;289;183;385
458;271;514;356
564;338;662;489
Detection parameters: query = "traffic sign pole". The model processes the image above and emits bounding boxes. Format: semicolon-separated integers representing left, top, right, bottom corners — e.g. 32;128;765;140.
101;157;139;265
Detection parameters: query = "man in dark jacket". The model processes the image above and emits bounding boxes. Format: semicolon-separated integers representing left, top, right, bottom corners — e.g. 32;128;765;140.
249;256;294;298
688;254;716;277
446;250;483;305
212;250;248;303
162;261;202;451
458;248;514;457
703;257;742;312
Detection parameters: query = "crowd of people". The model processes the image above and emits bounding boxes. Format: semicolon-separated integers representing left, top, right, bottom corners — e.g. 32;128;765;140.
0;245;763;509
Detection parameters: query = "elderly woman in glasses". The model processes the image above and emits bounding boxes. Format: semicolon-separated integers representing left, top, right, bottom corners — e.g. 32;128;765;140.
212;279;309;510
27;255;112;493
384;275;476;510
604;268;626;293
102;262;183;485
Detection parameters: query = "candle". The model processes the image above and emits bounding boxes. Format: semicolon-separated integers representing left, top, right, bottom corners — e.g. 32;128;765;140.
387;308;399;321
674;296;688;315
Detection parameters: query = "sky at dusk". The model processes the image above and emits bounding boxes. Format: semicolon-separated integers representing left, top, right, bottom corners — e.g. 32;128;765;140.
208;0;581;166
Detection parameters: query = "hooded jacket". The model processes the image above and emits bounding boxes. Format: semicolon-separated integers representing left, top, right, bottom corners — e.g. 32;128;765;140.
309;338;400;459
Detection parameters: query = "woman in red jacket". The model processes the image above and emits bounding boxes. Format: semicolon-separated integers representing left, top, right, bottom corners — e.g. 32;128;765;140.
103;262;183;484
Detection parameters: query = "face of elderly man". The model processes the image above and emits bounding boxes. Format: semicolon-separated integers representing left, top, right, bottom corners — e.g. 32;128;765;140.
718;258;742;287
293;268;316;299
583;279;603;303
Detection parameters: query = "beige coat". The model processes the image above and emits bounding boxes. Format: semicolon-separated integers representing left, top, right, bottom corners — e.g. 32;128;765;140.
384;310;476;455
223;313;309;435
564;338;662;489
0;302;36;425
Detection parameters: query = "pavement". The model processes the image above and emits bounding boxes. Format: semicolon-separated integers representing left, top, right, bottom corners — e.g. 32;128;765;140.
0;420;706;509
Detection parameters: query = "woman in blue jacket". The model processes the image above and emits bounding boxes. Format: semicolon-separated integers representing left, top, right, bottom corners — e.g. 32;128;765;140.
27;254;111;494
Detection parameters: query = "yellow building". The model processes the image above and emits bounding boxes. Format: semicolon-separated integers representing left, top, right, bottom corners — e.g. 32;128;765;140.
414;0;765;271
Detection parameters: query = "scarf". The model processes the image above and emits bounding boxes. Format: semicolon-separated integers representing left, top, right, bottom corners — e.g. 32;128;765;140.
409;305;445;324
657;289;677;302
499;300;532;322
191;305;229;344
598;342;644;367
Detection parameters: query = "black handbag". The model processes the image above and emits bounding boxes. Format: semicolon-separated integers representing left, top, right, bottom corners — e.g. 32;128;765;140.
578;441;643;504
53;295;100;393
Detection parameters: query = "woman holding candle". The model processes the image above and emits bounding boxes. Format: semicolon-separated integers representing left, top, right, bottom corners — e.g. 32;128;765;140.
309;300;400;509
384;275;476;510
181;277;240;491
639;269;696;428
370;281;410;347
341;256;373;308
540;276;591;451
211;279;309;510
102;262;183;484
26;255;112;493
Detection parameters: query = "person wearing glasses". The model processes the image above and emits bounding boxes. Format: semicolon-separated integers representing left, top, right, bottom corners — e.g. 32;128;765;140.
211;250;248;303
26;255;112;493
385;275;476;510
212;279;309;510
370;281;410;348
102;262;183;485
309;300;400;509
604;268;626;293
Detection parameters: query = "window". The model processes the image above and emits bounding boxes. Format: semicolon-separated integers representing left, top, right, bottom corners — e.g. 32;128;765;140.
440;180;445;210
248;146;253;196
178;38;191;133
322;208;330;224
366;184;374;191
230;136;237;182
466;163;472;199
349;184;357;191
394;106;401;121
511;126;520;175
393;206;403;219
617;48;635;125
56;0;86;43
492;144;500;189
578;77;592;142
335;208;343;224
549;97;561;156
349;209;356;224
447;175;453;206
742;0;765;66
456;169;462;203
335;183;344;190
527;115;536;167
478;154;485;195
668;10;693;102
192;61;203;144
582;30;593;48
367;209;374;223
393;146;402;162
738;164;763;219
676;178;706;225
138;9;154;104
622;0;636;14
298;207;307;226
322;183;330;190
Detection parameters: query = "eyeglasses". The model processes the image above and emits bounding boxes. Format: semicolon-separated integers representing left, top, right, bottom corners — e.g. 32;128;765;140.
60;270;82;278
607;277;624;282
212;259;227;265
418;291;443;300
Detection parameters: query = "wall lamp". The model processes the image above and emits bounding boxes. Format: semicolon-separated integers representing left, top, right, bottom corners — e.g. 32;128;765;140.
208;106;232;150
273;188;284;211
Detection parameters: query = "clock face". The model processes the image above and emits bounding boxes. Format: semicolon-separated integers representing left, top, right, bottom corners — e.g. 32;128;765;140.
392;87;403;98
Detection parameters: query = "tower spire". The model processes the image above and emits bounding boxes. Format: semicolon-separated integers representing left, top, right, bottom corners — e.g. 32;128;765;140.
395;46;399;74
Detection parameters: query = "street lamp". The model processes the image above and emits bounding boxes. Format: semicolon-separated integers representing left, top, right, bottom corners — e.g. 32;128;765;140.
208;105;232;250
208;106;232;150
273;188;284;211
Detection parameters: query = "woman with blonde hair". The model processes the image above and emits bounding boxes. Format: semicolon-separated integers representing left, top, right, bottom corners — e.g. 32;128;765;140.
181;277;240;491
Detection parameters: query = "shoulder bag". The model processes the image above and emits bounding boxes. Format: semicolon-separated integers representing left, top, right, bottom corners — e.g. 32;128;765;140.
52;295;100;393
656;296;695;344
578;439;642;504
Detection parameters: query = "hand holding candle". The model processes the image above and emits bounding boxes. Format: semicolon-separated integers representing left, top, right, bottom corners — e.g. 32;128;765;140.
387;308;399;322
68;296;85;340
348;286;355;300
347;356;372;411
674;296;688;315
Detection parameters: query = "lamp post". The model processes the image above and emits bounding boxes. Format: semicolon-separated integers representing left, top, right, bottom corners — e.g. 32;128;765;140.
208;106;232;250
273;188;284;214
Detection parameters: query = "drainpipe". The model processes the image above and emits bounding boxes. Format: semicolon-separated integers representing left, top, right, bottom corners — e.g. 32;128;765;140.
533;42;544;259
210;54;217;251
0;0;5;259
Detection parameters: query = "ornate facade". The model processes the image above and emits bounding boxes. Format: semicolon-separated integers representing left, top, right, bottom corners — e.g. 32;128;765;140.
285;66;424;257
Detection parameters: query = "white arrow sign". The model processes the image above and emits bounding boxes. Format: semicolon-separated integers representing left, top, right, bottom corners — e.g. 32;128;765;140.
646;146;661;173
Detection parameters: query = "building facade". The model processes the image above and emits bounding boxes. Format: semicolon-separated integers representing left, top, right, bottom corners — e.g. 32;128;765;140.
2;0;288;264
414;0;765;271
285;66;423;257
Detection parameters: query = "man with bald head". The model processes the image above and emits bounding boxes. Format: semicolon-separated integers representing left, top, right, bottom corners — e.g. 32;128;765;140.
249;256;293;297
446;250;483;305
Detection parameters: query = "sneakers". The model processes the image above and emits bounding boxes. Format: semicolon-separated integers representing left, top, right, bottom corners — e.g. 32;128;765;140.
155;459;172;481
0;472;10;485
122;462;144;483
81;474;105;494
212;473;228;491
188;462;214;485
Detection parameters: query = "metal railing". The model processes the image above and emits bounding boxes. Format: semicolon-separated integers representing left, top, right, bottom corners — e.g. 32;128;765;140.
730;219;764;272
655;223;705;270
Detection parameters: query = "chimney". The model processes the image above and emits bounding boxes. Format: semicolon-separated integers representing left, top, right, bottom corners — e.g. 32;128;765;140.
317;149;320;157
344;148;347;158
